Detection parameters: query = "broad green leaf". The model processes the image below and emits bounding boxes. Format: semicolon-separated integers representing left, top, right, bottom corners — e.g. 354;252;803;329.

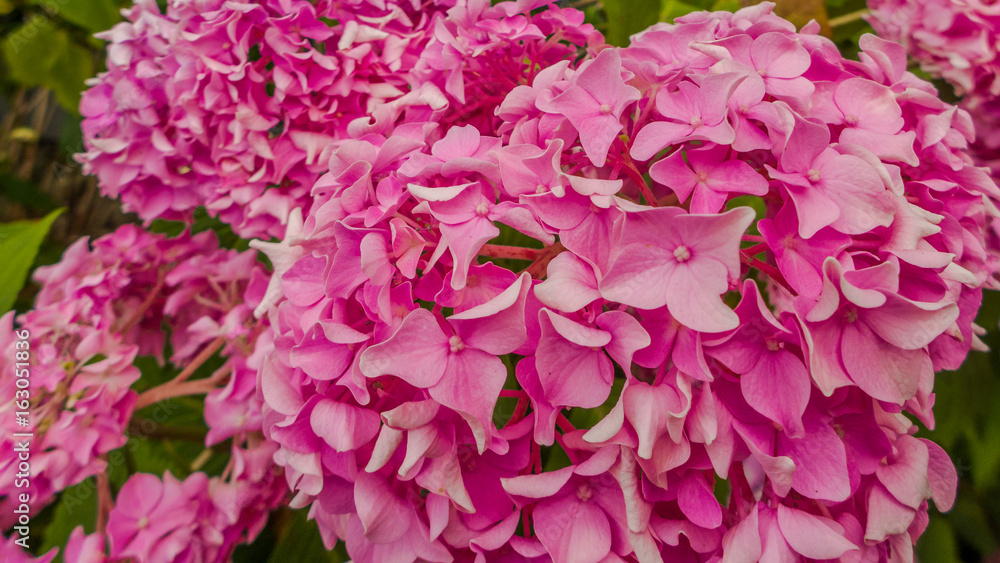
0;18;94;112
711;0;740;11
603;0;662;46
31;0;123;33
659;0;705;24
0;0;15;14
0;209;64;313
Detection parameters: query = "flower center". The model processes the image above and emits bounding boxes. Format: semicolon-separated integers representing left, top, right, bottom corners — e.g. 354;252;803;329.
845;114;859;126
536;184;547;194
449;335;465;353
766;339;780;351
696;171;709;183
673;245;691;262
690;115;704;128
845;308;859;323
599;104;612;114
475;202;490;216
576;483;593;502
806;169;821;182
138;517;149;529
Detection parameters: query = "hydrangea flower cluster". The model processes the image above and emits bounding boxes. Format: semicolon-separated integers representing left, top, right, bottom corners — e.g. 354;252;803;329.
77;0;600;238
866;0;1000;180
59;440;287;563
244;2;1000;560
0;225;283;559
7;0;999;560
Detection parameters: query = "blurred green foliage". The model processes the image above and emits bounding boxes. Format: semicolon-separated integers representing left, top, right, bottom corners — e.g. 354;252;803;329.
1;0;998;561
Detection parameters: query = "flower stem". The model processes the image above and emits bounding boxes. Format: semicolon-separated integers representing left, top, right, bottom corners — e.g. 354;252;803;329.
525;242;566;279
134;376;224;410
96;469;112;534
828;9;869;29
116;268;166;336
622;156;659;207
173;336;226;385
478;244;542;261
740;253;795;295
135;349;230;411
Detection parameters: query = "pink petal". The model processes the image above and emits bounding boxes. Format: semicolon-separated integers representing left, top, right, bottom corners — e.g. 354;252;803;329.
677;472;723;529
721;506;762;563
359;308;449;387
776;504;857;559
450;272;531;355
535;253;602;312
310;399;381;452
429;348;507;453
921;438;958;512
534;494;613;563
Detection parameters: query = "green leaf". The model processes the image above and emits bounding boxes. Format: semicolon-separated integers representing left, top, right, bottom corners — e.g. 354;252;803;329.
946;496;998;555
265;509;347;563
31;0;123;33
710;0;740;11
150;207;251;251
603;0;663;46
0;209;64;314
0;173;61;211
0;18;94;112
916;516;961;563
659;0;705;24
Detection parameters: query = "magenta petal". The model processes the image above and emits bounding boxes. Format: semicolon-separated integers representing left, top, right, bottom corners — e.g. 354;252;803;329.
624;381;684;459
677;472;723;529
359;308;449;387
861;293;959;350
741;349;810;437
778;413;850;502
721;506;762;563
502;466;575;499
631;121;692;161
114;473;164;519
534;494;613;563
536;309;614;408
752;32;810;78
429;348;507;453
310;399;381;452
875;435;930;510
776;504;857;560
535;253;602;312
354;473;410;544
665;258;737;332
596;310;651;371
841;320;923;403
921;438;958;512
864;483;915;542
450;272;531;355
441;218;501;290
